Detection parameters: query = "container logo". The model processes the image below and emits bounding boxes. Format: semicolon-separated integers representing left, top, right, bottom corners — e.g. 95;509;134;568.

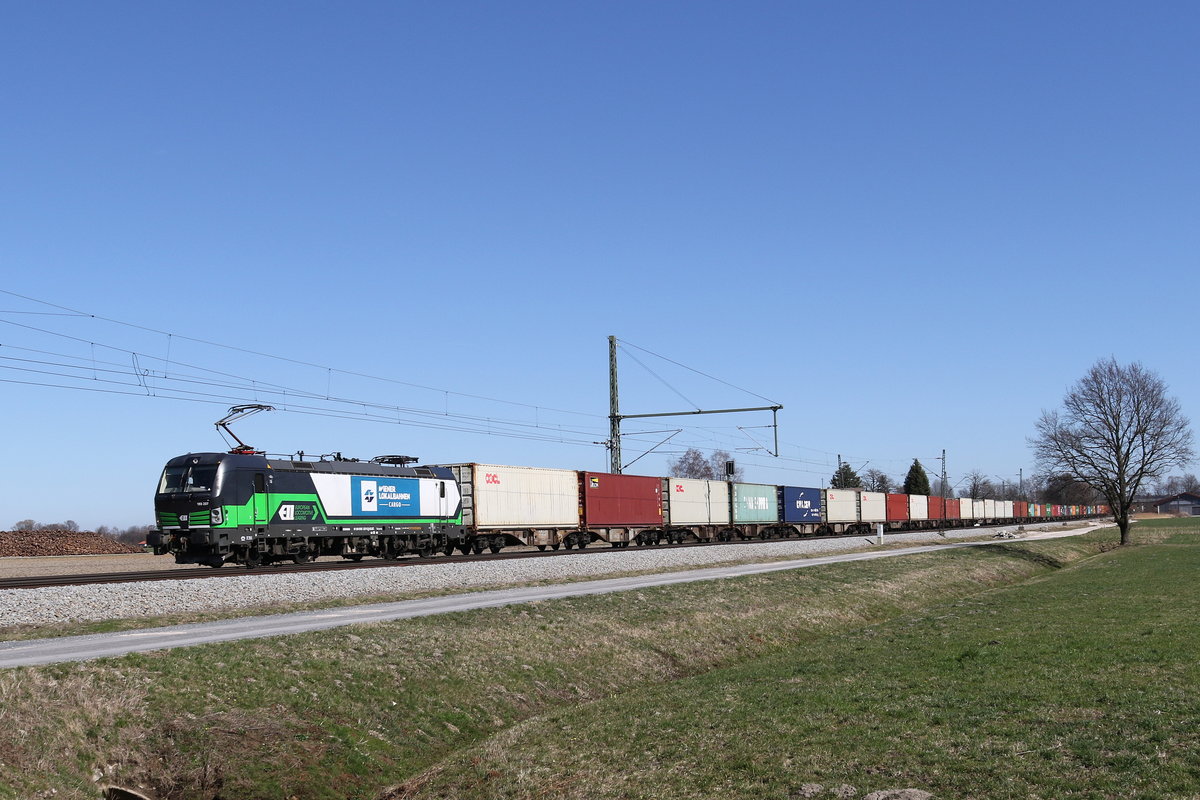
590;477;599;489
674;484;685;493
485;473;501;485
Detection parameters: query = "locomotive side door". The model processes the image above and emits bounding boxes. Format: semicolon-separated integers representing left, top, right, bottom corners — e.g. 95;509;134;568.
436;480;449;519
252;472;268;526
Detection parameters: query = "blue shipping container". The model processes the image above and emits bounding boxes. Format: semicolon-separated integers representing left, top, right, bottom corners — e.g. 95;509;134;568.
781;486;823;523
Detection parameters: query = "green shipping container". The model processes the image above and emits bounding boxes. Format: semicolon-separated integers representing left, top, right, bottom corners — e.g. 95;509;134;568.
733;482;779;523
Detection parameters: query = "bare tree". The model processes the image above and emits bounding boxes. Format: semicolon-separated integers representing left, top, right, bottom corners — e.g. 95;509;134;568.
667;448;744;481
931;477;954;498
1152;473;1200;497
1038;472;1102;505
862;468;894;493
959;470;995;499
37;520;80;532
1031;358;1194;544
11;519;38;531
709;450;745;482
668;448;714;479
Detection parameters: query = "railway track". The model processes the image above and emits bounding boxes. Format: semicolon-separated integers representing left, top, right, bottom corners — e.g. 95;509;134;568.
1;518;1081;592
0;532;891;591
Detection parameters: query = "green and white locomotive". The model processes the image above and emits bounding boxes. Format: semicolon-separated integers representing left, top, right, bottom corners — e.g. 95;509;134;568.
149;452;464;567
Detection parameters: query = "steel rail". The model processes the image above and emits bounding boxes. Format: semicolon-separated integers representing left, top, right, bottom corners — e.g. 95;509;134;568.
1;519;1092;592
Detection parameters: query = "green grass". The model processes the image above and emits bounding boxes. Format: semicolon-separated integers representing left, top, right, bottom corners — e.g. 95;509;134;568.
398;527;1200;799
2;524;1191;799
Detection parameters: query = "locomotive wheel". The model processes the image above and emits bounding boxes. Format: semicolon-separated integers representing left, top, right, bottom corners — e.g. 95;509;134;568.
244;549;261;569
291;552;312;564
443;542;455;556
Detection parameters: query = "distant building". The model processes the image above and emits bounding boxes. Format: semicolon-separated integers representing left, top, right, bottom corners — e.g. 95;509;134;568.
1153;493;1200;516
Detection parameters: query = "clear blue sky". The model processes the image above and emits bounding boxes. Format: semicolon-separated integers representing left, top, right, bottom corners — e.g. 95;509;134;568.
2;1;1197;529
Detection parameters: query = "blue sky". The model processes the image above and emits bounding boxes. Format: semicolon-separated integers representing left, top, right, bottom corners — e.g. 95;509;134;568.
2;1;1197;528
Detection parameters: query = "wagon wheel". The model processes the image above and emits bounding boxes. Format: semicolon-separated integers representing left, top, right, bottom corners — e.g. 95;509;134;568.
344;554;364;562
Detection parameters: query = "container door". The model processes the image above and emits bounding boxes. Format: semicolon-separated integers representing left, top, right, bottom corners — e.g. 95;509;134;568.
253;473;268;525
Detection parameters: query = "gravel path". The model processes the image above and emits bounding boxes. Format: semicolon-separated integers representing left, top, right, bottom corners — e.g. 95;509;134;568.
0;522;1094;628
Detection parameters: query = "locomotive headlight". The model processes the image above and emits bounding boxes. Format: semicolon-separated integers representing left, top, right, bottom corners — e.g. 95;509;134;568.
211;508;224;525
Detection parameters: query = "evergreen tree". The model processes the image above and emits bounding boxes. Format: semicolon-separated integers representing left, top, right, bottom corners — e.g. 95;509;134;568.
830;463;862;489
903;459;932;495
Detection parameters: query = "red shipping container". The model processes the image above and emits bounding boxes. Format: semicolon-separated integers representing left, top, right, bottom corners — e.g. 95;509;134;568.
1014;501;1028;518
886;493;910;522
945;498;961;520
927;496;946;519
580;472;662;526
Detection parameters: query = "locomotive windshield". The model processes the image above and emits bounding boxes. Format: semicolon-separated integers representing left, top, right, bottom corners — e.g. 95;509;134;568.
158;464;219;494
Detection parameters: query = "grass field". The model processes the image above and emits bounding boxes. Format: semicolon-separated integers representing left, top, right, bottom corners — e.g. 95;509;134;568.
2;522;1197;799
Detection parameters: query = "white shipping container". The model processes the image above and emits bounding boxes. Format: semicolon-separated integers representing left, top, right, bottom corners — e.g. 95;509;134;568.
860;491;886;522
825;489;860;522
983;499;997;518
960;499;976;519
909;494;929;520
973;499;987;518
665;478;731;525
1000;500;1014;518
445;464;579;528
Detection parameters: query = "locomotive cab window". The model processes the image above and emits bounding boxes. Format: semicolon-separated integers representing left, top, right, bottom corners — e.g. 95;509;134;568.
158;464;219;494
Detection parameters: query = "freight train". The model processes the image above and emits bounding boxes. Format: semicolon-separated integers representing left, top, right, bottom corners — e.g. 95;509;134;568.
148;451;1108;567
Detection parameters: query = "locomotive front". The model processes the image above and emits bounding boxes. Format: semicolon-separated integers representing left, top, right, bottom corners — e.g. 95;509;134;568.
148;452;260;567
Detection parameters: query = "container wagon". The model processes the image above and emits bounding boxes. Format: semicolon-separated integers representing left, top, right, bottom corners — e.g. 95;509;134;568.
439;463;581;551
580;471;663;547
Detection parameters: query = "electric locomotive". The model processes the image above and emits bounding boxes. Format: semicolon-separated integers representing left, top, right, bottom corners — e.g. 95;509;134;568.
148;452;464;567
